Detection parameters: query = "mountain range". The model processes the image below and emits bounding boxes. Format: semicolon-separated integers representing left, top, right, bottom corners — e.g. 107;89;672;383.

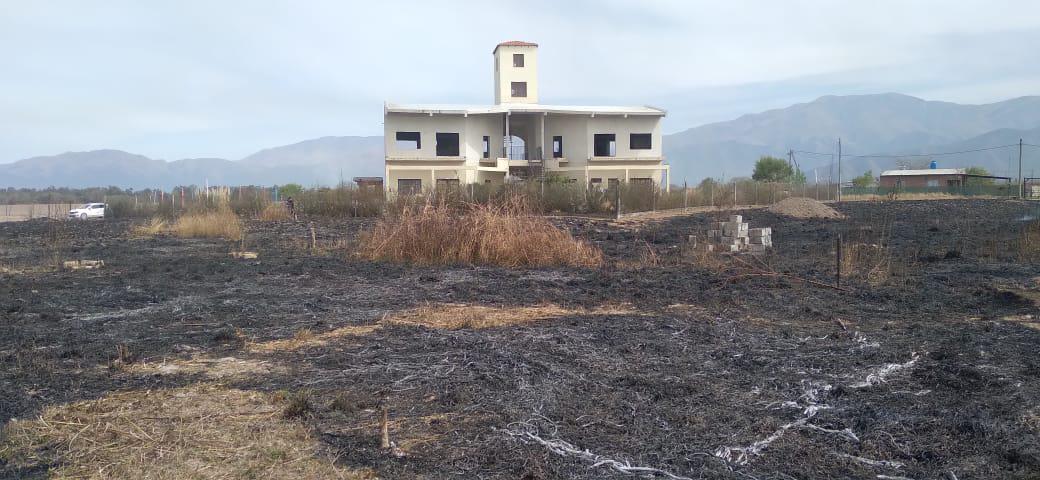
3;93;1039;189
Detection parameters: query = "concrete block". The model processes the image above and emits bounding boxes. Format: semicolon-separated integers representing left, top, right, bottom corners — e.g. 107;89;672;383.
729;215;742;223
747;244;767;254
722;222;748;237
726;244;741;252
749;227;771;237
749;235;771;245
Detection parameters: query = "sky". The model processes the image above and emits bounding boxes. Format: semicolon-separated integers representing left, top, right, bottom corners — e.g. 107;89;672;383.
2;0;1040;163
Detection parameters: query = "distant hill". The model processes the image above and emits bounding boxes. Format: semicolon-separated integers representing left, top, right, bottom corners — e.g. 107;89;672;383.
0;137;384;189
3;93;1040;188
663;93;1040;182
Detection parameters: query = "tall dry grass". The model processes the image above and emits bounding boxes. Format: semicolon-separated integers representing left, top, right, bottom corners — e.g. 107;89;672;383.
172;208;243;240
258;202;291;221
356;200;603;268
1020;220;1040;262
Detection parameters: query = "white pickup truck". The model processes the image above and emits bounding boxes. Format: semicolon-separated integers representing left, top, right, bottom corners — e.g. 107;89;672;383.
68;203;107;220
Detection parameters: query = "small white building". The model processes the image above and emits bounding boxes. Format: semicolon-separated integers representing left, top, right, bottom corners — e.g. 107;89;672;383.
383;41;669;193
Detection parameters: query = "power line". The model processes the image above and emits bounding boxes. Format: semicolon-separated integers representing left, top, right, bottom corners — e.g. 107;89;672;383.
790;143;1019;159
1023;143;1040;148
843;144;1018;159
792;150;834;156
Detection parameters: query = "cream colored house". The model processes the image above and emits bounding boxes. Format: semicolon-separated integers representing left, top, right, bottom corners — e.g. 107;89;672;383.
384;41;668;193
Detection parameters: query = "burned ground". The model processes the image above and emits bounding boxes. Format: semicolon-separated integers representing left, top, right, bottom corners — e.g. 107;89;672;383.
1;199;1039;479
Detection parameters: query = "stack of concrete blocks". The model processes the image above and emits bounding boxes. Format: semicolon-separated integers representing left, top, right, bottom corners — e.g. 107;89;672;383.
703;215;772;254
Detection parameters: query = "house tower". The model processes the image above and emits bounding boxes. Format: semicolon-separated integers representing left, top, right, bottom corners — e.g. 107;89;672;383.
493;41;538;105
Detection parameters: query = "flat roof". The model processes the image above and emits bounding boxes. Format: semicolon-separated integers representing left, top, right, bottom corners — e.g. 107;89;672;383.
385;102;666;116
880;168;965;176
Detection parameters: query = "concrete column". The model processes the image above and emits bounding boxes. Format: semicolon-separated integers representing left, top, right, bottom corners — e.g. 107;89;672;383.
430;169;436;190
624;169;630;183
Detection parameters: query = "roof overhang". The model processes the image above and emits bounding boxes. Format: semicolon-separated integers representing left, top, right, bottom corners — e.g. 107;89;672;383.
880;169;966;176
385;102;666;117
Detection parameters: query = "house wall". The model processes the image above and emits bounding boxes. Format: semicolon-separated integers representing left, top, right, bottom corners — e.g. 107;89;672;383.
879;174;965;188
544;115;589;163
494;45;539;104
384;110;666;190
383;113;468;161
585;116;663;160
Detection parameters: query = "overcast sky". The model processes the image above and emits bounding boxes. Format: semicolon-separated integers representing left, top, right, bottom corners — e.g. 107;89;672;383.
2;0;1039;162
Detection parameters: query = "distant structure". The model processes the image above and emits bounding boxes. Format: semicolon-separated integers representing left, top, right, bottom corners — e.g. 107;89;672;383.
383;41;668;193
879;168;1009;188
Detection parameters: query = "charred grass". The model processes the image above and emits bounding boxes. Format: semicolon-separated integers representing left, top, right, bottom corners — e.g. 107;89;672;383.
2;199;1040;479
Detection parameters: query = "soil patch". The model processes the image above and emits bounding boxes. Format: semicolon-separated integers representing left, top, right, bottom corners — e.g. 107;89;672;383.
767;197;845;219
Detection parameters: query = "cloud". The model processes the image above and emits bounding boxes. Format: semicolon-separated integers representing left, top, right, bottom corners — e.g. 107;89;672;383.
1;0;1038;162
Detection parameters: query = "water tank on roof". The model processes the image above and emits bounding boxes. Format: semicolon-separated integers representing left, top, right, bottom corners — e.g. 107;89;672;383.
929;160;937;169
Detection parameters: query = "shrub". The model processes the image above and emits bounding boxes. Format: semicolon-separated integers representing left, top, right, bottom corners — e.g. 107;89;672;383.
357;199;603;268
172;208;243;240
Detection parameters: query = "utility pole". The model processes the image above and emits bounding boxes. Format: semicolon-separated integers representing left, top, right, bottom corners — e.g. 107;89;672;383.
837;138;843;202
1019;138;1024;199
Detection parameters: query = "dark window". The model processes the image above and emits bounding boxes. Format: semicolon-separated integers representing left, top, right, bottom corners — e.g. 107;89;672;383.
435;132;460;156
395;131;420;150
435;179;460;189
594;134;616;157
552;136;563;158
608;178;620;189
630;178;653;186
630;133;652;150
397;179;421;194
482;136;490;159
513;53;524;67
511;81;527;98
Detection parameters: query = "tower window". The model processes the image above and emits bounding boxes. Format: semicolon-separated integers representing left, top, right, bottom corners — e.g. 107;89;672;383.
511;81;527;98
552;136;563;158
630;133;652;150
513;53;524;67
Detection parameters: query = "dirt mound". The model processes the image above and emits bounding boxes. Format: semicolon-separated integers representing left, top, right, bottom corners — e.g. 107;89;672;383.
767;197;845;219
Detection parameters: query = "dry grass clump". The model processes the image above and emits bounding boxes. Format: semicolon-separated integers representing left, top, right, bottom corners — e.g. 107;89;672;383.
1020;220;1040;262
130;217;167;237
172;208;243;240
387;303;637;330
357;201;603;268
0;384;373;479
259;202;291;221
840;241;893;285
249;325;381;353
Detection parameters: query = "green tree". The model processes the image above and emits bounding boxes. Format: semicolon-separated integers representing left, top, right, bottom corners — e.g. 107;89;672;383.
964;166;994;185
752;156;804;184
851;170;874;188
278;183;304;197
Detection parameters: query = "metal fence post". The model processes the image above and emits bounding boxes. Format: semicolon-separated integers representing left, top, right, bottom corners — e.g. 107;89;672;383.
615;186;622;220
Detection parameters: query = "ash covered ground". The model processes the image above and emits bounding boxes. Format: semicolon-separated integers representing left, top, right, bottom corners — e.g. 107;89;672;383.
2;199;1039;479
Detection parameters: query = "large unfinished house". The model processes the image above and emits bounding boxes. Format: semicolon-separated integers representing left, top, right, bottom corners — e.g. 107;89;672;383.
383;41;669;193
